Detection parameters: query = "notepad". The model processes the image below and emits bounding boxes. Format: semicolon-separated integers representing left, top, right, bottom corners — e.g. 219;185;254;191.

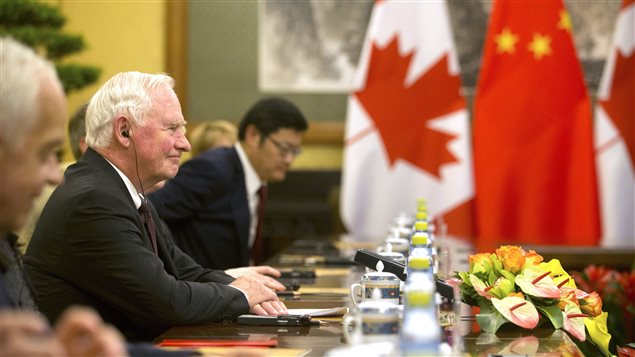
286;307;348;317
297;286;349;295
157;339;278;348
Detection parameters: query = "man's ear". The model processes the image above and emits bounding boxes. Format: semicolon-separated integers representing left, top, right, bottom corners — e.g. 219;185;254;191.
244;124;262;146
114;116;131;146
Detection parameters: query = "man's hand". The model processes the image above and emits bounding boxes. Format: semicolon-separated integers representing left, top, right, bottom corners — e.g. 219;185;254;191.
229;276;288;316
55;306;128;357
0;310;65;356
0;307;128;357
225;265;286;291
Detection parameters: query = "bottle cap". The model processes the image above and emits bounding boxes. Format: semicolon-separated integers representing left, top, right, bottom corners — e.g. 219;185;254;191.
411;232;429;246
406;291;432;306
415;211;428;220
408;256;430;270
414;221;428;232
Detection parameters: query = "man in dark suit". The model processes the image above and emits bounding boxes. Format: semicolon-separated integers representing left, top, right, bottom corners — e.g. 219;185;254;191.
25;72;287;342
149;97;308;270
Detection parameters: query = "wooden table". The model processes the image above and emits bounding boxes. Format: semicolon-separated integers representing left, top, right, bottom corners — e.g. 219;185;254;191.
156;264;359;356
154;242;586;356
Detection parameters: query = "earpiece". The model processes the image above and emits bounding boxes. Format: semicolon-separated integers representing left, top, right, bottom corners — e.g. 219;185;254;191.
122;130;130;138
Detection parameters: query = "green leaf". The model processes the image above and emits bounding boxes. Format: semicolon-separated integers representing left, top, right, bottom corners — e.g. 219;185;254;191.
476;304;509;333
0;0;65;28
535;304;563;329
499;269;516;282
55;64;101;93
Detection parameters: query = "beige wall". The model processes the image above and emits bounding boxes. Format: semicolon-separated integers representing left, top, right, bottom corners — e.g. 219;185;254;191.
50;1;342;169
49;1;166;161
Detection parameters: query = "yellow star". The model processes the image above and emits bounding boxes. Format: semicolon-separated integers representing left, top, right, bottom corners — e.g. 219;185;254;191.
528;33;552;60
558;9;572;32
495;27;519;54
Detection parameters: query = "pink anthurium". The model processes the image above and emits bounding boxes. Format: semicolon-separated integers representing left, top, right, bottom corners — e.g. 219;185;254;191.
562;303;587;341
497;335;540;356
515;267;561;298
491;296;540;329
470;274;494;300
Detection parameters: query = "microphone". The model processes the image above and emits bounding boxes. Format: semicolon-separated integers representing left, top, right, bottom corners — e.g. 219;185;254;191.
122;130;145;197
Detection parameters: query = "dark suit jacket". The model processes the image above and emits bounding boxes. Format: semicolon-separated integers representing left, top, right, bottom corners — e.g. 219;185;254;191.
149;147;251;270
24;148;249;342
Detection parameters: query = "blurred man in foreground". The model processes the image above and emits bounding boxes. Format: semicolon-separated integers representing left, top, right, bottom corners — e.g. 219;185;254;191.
0;36;127;357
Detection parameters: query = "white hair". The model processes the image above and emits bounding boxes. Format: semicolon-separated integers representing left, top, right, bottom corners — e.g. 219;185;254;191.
0;37;61;149
85;71;175;149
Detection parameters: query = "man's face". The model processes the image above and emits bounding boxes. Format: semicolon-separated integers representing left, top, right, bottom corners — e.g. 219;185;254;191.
248;127;303;182
134;87;190;187
0;77;67;232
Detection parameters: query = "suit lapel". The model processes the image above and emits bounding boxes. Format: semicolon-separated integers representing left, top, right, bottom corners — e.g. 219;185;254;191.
82;149;163;259
229;149;250;265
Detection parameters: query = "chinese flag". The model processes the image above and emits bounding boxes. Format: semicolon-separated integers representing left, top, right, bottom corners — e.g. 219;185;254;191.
340;0;474;242
595;0;635;247
473;0;600;250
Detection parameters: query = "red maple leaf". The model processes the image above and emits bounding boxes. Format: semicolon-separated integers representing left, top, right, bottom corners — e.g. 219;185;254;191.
600;50;634;168
355;36;465;178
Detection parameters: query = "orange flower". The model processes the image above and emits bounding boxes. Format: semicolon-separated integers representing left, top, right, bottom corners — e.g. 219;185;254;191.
469;253;493;274
579;291;603;317
496;246;526;274
558;287;579;310
523;249;543;266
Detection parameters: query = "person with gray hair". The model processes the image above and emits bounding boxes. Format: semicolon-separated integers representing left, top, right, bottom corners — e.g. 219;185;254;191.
25;71;287;342
0;36;127;357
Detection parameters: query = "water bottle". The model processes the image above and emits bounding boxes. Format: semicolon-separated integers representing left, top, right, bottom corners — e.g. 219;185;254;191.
400;256;440;355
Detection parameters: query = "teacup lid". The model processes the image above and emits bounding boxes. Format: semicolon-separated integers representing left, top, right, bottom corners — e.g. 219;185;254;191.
361;271;400;282
384;236;409;246
377;251;405;259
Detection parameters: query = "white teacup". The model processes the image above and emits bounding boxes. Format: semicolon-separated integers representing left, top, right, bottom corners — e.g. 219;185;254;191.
343;300;400;345
350;271;400;306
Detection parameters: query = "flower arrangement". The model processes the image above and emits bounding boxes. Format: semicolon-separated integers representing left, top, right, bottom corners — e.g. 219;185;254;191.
456;245;612;356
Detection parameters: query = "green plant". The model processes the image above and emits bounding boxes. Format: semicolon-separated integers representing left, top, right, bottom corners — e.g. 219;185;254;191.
0;0;100;92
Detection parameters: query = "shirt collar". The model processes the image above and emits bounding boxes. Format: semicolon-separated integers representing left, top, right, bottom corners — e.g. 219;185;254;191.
235;142;264;196
104;158;143;209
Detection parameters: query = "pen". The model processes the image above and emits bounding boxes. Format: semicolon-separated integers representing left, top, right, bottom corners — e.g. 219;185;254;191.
276;291;300;297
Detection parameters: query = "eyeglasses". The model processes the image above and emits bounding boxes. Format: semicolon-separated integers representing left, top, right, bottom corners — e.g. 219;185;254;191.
266;136;302;157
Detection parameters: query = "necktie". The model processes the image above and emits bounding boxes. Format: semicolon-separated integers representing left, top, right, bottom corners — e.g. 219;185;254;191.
251;185;267;265
138;199;158;255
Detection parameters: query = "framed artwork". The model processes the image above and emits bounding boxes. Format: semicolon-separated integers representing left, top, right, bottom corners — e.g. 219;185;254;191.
258;1;373;93
257;0;619;93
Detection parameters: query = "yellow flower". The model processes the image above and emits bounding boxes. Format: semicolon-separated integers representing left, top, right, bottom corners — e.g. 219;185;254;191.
585;312;611;357
496;246;526;274
539;259;569;279
579;291;603;317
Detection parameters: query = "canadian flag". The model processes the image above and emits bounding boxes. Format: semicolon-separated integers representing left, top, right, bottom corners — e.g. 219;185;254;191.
340;0;474;242
595;0;635;247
